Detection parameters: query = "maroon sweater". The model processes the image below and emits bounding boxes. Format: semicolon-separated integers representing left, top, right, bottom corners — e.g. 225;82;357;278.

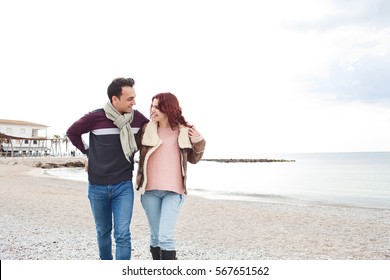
66;109;148;185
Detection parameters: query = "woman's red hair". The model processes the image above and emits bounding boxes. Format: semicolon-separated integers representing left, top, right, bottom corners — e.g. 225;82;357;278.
151;92;191;129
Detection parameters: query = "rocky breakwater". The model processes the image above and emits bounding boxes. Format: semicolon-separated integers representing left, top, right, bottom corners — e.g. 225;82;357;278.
35;160;85;169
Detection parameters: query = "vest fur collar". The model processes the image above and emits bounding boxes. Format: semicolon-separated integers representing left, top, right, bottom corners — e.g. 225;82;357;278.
141;121;192;149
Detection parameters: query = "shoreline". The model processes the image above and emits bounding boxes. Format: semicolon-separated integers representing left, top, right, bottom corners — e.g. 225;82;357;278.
37;166;388;212
36;158;390;211
1;157;390;260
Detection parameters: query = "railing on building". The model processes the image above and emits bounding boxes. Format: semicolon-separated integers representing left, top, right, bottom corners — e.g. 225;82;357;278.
0;133;72;158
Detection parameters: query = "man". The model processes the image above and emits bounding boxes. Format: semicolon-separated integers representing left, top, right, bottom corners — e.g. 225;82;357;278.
67;77;149;260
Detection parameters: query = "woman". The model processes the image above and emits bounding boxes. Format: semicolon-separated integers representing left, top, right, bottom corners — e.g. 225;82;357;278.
136;92;206;260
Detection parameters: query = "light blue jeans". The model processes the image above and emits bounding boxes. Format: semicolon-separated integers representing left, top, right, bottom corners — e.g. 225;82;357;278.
141;190;184;251
88;180;134;260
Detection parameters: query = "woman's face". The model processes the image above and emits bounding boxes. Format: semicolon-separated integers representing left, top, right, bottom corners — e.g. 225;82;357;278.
150;98;168;123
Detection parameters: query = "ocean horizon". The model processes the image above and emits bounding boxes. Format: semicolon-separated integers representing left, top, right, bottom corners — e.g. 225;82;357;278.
44;151;390;210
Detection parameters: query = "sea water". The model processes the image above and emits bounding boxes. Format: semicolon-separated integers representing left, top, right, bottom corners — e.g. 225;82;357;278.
45;152;390;209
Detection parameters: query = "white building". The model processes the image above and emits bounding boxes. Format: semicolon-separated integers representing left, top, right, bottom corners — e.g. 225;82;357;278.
0;119;49;156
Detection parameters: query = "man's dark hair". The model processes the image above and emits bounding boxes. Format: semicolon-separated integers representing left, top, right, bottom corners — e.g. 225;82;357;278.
107;77;135;102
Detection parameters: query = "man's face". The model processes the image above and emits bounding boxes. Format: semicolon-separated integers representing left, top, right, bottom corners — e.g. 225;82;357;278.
112;86;136;114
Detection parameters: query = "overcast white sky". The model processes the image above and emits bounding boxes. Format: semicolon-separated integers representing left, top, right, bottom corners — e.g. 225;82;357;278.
1;0;390;157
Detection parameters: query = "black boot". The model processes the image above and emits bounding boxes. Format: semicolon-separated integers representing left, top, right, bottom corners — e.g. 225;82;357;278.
150;246;161;260
161;250;177;260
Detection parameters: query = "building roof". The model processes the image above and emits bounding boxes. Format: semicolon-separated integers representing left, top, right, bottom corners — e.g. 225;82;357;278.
0;132;48;140
0;119;48;128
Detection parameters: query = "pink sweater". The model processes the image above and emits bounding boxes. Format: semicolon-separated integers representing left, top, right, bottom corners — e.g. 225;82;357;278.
146;127;184;194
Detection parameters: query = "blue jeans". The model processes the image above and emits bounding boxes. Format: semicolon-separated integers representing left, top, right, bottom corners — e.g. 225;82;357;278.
88;180;134;260
141;190;184;251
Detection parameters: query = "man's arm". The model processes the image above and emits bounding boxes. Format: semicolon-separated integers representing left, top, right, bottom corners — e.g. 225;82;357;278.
66;112;92;155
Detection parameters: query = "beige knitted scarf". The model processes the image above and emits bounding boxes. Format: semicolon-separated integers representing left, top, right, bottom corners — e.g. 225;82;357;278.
104;101;137;161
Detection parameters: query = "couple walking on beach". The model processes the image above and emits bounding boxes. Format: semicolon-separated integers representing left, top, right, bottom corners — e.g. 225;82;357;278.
66;77;206;260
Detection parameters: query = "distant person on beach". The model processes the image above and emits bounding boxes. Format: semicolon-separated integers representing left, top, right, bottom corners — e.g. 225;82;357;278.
66;77;149;260
136;92;206;260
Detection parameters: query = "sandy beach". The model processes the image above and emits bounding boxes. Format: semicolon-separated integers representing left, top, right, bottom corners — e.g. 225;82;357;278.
0;157;389;260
